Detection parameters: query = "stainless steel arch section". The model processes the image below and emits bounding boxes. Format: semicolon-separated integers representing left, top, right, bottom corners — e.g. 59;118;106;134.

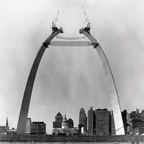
17;27;63;135
80;28;125;135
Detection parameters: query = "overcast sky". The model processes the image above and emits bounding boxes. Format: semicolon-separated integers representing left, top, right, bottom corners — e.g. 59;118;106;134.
0;0;144;133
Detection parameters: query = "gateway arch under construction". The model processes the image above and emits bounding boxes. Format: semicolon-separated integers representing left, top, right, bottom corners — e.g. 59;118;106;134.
17;10;125;135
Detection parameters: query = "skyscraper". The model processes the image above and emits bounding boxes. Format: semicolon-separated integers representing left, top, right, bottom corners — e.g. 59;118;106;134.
53;112;63;128
68;118;74;128
122;110;127;133
79;108;86;125
79;108;87;134
87;107;94;135
84;117;87;133
95;109;110;135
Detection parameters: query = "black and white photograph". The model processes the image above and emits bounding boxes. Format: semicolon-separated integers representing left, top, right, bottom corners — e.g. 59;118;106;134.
0;0;144;142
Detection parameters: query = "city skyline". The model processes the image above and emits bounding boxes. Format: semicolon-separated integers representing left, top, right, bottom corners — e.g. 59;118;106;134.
1;107;143;135
0;106;143;134
0;0;144;134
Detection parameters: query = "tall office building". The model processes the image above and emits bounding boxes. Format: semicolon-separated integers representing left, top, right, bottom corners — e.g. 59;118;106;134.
95;109;110;136
68;118;74;128
79;108;86;125
84;117;87;132
79;108;87;133
122;110;127;133
87;107;94;135
53;112;63;128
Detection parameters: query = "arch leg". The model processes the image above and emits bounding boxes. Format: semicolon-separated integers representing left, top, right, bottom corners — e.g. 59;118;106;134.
80;28;125;135
17;27;62;135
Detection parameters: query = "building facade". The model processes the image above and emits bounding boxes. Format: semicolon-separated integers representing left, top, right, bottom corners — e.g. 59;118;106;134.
53;112;63;128
31;122;46;135
53;114;75;135
68;118;74;128
84;117;87;133
25;118;31;134
79;108;86;125
0;118;9;134
95;109;110;136
122;110;127;134
87;107;94;135
0;126;6;134
129;109;144;135
79;108;87;133
62;115;69;129
130;109;141;119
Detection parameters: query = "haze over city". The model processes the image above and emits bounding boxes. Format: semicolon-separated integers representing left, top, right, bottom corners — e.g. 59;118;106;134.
0;0;144;133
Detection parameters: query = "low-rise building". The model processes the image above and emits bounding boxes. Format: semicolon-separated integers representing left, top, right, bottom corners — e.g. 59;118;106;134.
31;122;46;135
0;126;7;134
0;118;9;135
52;114;76;135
